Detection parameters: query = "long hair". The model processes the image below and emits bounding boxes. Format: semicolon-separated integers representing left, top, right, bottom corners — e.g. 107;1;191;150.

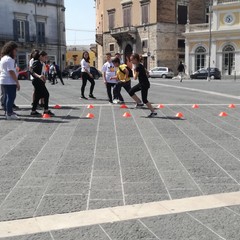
82;51;90;63
32;50;47;60
1;41;18;59
131;53;140;63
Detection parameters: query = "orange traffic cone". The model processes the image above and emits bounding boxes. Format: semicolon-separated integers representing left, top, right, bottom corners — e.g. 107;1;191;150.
157;104;165;109
42;113;51;119
120;104;128;109
87;105;94;109
123;112;131;118
192;104;199;109
176;112;184;118
219;112;228;117
54;104;61;109
228;104;236;109
86;113;95;119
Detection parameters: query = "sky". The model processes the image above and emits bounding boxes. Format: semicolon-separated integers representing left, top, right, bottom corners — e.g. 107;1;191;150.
65;0;96;46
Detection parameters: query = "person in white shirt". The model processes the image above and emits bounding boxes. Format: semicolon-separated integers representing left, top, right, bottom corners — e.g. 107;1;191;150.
102;53;117;103
0;41;20;120
80;51;95;99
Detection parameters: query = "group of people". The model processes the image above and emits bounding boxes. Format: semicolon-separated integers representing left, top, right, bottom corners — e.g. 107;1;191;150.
0;41;157;120
101;52;157;117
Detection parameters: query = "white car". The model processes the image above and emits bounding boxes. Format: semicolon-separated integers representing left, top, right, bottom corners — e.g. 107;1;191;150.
149;67;174;79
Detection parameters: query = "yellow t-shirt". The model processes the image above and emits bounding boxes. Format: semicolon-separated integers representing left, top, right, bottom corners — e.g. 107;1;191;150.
117;64;131;82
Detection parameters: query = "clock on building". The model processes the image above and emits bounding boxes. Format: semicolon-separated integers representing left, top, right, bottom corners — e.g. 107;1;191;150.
224;14;234;24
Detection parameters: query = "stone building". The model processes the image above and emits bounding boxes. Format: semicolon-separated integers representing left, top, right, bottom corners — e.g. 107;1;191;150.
95;0;208;72
0;0;66;70
184;0;240;77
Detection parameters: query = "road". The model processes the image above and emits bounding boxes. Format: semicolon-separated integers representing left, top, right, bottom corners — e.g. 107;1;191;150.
0;78;240;239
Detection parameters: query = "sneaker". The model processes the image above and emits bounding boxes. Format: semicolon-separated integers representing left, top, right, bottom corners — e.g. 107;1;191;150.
13;104;20;110
148;112;157;118
6;114;19;120
31;111;42;116
136;103;144;108
81;95;88;100
44;110;55;117
113;99;119;104
89;94;96;99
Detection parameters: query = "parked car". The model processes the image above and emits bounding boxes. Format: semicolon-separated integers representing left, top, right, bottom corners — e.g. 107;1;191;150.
190;68;221;80
18;70;28;80
62;65;80;77
149;67;174;79
70;67;102;80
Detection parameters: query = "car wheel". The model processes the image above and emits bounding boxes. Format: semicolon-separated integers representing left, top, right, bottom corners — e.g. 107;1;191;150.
162;74;167;79
72;75;79;80
20;75;26;80
210;75;215;80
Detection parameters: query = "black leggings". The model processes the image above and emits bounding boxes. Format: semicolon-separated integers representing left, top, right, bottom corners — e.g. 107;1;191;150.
106;83;117;102
129;83;149;104
81;72;95;96
32;79;49;111
115;81;131;102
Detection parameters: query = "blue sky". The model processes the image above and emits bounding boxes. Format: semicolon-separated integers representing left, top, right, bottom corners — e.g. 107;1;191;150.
65;0;96;46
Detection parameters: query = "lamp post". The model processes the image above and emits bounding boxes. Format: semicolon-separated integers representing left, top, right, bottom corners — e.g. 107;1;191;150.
207;0;213;82
34;0;38;48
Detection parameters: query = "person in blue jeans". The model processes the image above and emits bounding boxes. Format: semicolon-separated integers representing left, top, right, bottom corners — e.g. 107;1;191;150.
0;41;20;120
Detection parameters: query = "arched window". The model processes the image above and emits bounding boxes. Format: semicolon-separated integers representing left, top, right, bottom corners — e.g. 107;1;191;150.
195;46;206;71
223;45;235;75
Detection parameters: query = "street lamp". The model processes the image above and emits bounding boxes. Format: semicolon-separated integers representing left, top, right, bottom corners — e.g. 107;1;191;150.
207;0;213;82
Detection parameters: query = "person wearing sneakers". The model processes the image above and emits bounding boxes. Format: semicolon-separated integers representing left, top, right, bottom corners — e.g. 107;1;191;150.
0;41;20;120
102;53;117;103
80;51;96;99
30;50;54;117
129;53;157;118
111;57;132;104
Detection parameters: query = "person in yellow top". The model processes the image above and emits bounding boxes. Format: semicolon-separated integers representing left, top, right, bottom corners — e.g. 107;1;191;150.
111;57;131;104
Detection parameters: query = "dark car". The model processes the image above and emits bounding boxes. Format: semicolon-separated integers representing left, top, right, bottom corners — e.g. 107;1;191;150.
190;68;221;80
70;67;102;80
62;65;80;77
18;70;28;80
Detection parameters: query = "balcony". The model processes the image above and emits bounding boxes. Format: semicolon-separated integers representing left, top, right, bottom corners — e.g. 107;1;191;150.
216;0;240;4
95;34;103;46
110;26;137;43
186;23;209;33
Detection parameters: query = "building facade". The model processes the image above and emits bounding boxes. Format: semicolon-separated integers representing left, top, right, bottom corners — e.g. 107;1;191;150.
0;0;66;70
95;0;208;72
66;45;97;67
184;0;240;77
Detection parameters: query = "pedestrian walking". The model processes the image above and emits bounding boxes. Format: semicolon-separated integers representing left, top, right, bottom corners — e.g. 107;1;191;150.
102;53;117;103
111;57;131;104
0;41;20;120
178;61;185;83
129;53;157;118
30;50;54;116
55;63;64;85
80;51;96;99
49;62;57;85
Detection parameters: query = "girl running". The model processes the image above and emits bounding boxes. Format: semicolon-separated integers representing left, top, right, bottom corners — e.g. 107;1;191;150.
129;53;157;118
30;50;54;116
80;51;96;99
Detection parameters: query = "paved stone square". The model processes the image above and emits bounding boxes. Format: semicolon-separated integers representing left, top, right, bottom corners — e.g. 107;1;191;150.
0;78;240;239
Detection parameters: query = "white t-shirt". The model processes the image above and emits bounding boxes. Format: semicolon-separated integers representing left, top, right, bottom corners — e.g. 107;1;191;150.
102;61;116;83
29;58;34;80
0;56;17;85
81;59;90;73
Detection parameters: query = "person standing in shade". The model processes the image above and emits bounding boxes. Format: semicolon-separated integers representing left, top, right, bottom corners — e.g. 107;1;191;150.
0;41;20;120
55;63;64;85
102;53;117;103
129;53;157;118
178;61;185;83
30;50;54;116
49;62;57;85
80;51;95;99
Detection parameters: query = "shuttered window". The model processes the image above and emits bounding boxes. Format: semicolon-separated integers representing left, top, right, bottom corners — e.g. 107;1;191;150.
141;4;149;24
37;22;45;43
13;19;30;42
108;12;115;30
123;7;131;27
178;5;188;24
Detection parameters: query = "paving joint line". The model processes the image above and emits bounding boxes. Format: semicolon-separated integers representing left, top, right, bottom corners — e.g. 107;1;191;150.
99;224;113;240
138;219;160;240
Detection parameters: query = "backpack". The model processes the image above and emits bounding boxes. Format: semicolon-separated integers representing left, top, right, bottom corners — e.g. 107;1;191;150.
119;65;133;78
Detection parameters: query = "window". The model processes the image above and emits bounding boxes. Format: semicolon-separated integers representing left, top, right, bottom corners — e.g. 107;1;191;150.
141;4;149;24
142;40;148;49
37;22;45;43
13;19;29;42
195;46;206;71
108;9;115;30
178;5;188;24
222;45;235;76
17;54;27;70
109;43;115;52
123;6;131;27
178;39;185;49
17;21;25;40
